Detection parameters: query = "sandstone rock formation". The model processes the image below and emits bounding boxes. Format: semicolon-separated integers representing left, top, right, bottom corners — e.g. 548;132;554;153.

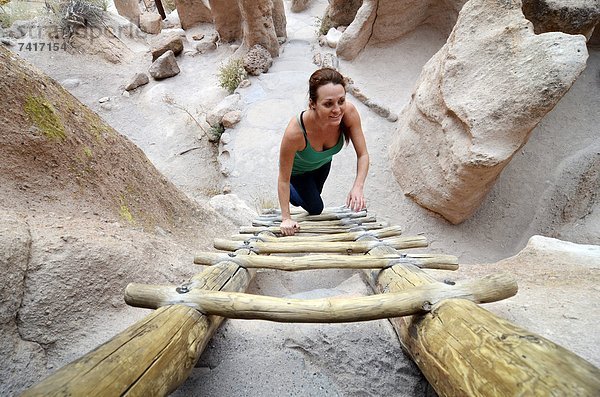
151;32;184;61
521;142;600;244
328;0;363;27
207;93;242;127
140;12;162;34
125;72;149;91
174;0;212;29
148;50;180;79
291;0;312;13
389;0;588;224
222;110;243;128
338;0;468;60
238;0;280;57
243;44;273;75
337;0;378;60
207;0;284;57
209;0;243;42
338;0;598;60
521;0;600;39
272;0;287;40
113;0;141;26
0;46;230;394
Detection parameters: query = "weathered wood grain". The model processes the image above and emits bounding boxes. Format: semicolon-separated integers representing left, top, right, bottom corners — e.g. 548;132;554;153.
365;245;600;396
213;235;428;253
124;273;516;322
194;252;459;271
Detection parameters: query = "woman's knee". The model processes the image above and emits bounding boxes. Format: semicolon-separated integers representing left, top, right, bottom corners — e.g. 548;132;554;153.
304;200;324;215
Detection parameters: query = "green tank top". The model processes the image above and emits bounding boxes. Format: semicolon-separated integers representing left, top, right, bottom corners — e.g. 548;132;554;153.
291;111;344;175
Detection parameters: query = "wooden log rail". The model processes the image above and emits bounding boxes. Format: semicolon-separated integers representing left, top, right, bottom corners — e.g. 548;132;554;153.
124;273;516;323
21;254;254;396
213;235;428;254
363;243;600;395
239;222;389;234
228;225;403;242
194;252;460;271
252;215;380;227
255;209;369;222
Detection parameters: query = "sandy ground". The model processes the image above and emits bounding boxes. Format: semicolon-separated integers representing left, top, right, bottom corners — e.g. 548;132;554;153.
7;0;600;394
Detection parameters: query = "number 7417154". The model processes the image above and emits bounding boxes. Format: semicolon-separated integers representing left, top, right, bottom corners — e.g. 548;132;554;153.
18;42;67;51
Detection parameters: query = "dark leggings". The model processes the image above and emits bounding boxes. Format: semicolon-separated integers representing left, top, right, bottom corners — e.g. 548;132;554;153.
289;162;331;215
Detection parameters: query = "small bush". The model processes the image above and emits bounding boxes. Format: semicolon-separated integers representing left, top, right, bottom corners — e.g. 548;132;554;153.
45;0;106;36
209;123;224;142
217;58;247;94
314;12;333;37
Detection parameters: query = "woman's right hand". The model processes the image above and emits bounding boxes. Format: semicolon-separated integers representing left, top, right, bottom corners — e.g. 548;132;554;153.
280;218;299;236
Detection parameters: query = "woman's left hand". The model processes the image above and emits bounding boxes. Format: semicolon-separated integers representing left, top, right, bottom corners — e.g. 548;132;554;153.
346;187;366;212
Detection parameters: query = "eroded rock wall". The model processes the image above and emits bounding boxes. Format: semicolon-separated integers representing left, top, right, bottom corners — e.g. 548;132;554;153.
338;0;467;60
0;46;232;393
388;0;588;224
521;0;600;38
238;0;280;57
174;0;212;29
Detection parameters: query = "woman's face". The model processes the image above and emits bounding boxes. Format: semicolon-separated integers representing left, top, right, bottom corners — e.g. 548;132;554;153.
312;83;346;126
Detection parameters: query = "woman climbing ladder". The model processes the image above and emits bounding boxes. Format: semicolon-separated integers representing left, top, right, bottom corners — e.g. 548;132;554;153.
277;68;370;236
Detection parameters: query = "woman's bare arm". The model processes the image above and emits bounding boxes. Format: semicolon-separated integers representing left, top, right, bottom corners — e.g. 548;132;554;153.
343;102;369;211
278;118;304;235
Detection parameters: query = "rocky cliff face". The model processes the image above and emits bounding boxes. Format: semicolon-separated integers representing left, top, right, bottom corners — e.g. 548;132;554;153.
388;0;588;224
0;47;233;395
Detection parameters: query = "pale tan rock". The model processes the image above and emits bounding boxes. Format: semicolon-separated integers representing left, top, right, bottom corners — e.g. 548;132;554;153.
272;0;287;40
243;44;273;75
389;0;588;224
329;0;362;27
371;0;466;43
209;0;242;42
326;27;342;48
114;0;141;26
337;0;377;61
140;12;162;35
174;0;212;30
238;0;280;57
222;110;243;128
150;32;184;61
521;0;600;39
148;50;180;79
125;72;149;91
291;0;311;13
337;0;468;60
207;94;242;127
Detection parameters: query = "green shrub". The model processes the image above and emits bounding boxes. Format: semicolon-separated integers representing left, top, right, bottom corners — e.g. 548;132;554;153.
314;12;333;37
209;123;224;142
217;58;247;94
45;0;106;36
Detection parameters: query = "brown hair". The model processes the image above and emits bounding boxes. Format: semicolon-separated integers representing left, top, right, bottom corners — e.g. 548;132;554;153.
308;68;349;145
308;67;346;105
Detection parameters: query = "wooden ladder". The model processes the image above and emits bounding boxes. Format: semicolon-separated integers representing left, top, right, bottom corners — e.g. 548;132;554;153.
22;207;600;396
